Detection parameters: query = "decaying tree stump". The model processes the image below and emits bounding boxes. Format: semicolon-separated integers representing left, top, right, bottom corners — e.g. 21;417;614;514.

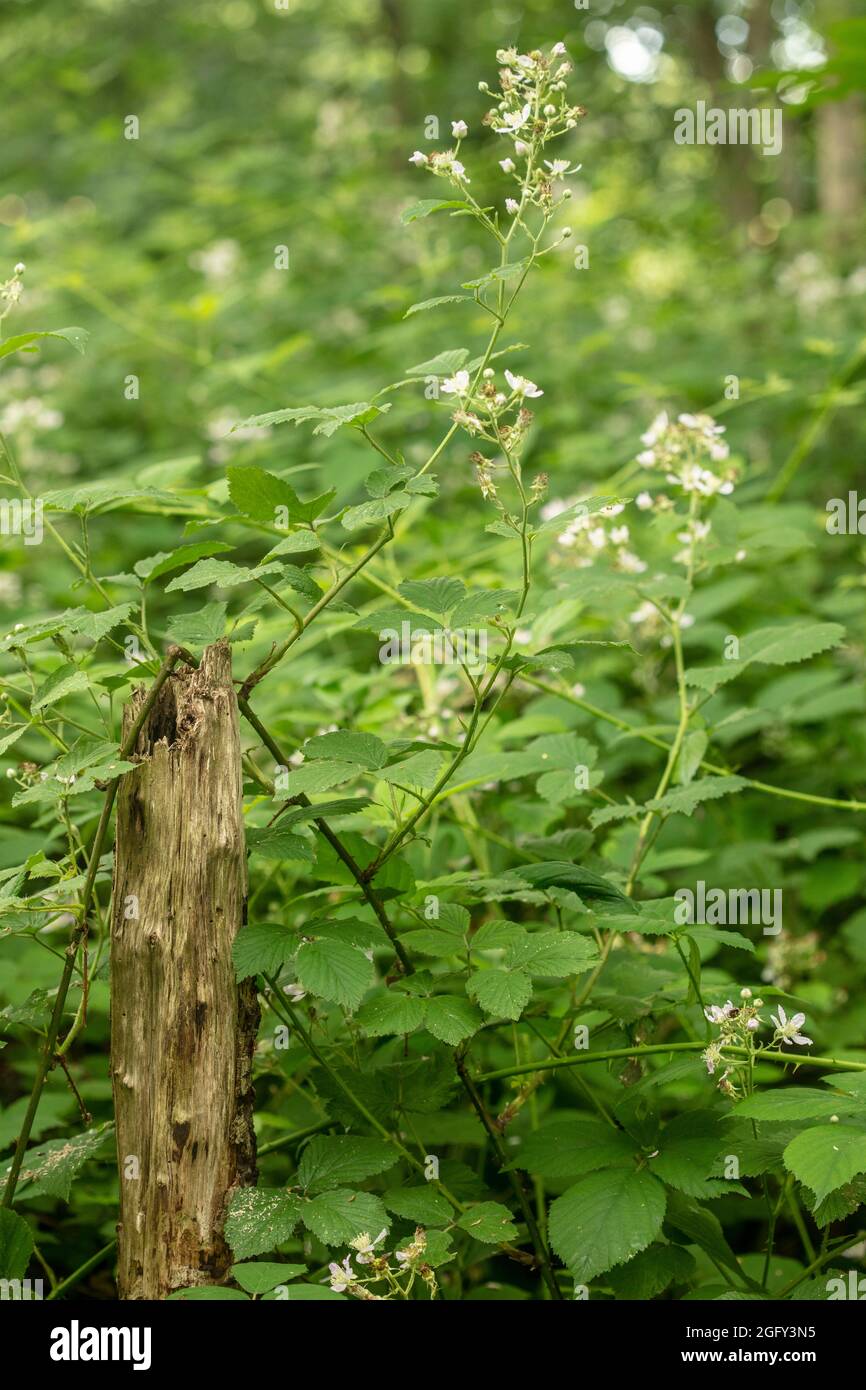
110;641;259;1300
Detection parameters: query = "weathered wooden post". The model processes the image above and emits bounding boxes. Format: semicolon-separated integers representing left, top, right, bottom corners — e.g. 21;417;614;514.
110;641;259;1299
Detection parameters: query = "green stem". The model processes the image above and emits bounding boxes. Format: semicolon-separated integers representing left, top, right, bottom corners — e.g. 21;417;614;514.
476;1041;866;1085
239;525;394;699
776;1230;866;1298
257;1119;333;1157
786;1182;817;1264
521;676;866;815
47;1241;117;1301
238;698;413;976
455;1052;563;1301
768;336;866;501
271;987;461;1208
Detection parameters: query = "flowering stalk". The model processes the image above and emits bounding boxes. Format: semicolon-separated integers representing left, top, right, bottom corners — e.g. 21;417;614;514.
345;45;588;883
476;1040;866;1086
325;1227;438;1300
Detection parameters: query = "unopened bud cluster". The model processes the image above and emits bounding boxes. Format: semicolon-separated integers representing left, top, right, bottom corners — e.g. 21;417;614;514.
0;262;25;324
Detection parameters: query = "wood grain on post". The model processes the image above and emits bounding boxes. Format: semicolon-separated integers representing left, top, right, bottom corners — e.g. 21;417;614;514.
110;641;259;1299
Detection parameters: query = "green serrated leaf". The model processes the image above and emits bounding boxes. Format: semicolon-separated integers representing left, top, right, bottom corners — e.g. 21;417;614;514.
734;1089;865;1122
295;938;374;1010
297;1136;396;1193
400;199;472;225
231;1261;307;1294
646;776;748;817
225;1188;302;1259
302;1189;389;1246
302;731;388;770
246;827;314;863
783;1125;866;1204
467;969;532;1020
165;558;283;593
383;1186;452;1225
505;931;597;979
456;1201;518;1244
0;1208;34;1281
0;326;88;362
398;577;466;614
404;294;472;317
355;990;427;1036
515;1119;634;1180
549;1168;667;1281
423;995;483;1045
31;665;90;712
0;1123;113;1201
232;923;297;980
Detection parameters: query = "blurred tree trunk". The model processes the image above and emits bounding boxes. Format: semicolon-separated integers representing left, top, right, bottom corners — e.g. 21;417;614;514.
110;642;258;1300
381;0;410;134
816;0;865;234
816;97;865;227
689;2;760;226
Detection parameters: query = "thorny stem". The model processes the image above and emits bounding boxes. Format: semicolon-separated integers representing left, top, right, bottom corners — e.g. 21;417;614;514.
476;1041;866;1085
238;140;552;702
270;989;467;1212
776;1230;866;1299
270;988;547;1273
625;490;700;894
521;675;866;814
360;488;533;880
257;1119;333;1157
768;336;866;501
238;697;414;975
455;1052;563;1301
238;524;394;700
